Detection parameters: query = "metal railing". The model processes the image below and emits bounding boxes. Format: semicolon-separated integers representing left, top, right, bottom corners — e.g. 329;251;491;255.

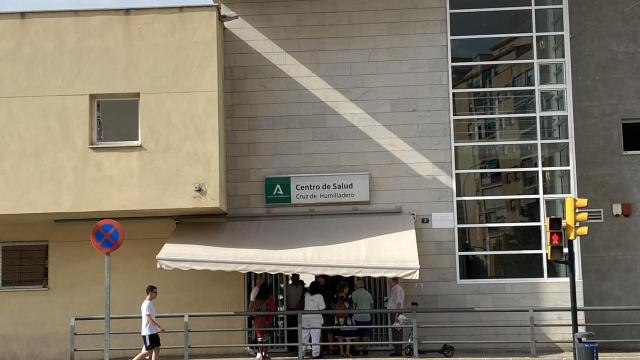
70;306;640;360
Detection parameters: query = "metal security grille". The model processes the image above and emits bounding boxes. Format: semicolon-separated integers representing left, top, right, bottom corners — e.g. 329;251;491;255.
0;243;48;288
363;276;390;349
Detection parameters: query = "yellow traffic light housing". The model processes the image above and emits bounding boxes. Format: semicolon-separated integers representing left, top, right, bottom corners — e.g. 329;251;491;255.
546;216;564;261
565;197;589;240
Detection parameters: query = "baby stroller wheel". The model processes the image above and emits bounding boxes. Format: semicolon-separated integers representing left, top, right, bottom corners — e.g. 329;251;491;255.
439;344;455;358
403;345;414;357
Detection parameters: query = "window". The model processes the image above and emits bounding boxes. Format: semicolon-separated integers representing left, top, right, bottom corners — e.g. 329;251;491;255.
0;242;48;289
92;95;140;146
449;0;574;281
622;120;640;154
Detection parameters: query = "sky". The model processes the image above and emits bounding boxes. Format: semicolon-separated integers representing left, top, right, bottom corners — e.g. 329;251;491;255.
0;0;213;13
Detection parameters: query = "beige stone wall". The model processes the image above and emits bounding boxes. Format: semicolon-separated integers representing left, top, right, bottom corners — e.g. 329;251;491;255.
0;220;244;359
222;0;578;350
0;7;226;218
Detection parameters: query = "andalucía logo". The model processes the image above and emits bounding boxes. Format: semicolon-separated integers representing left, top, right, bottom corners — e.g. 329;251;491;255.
265;177;291;204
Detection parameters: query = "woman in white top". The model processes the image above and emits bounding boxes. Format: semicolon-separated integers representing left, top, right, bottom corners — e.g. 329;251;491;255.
302;280;326;358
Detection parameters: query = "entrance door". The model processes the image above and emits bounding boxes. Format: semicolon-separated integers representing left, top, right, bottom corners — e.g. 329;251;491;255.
245;273;389;352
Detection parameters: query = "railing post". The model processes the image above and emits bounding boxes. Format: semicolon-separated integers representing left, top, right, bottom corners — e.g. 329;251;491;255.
183;314;189;360
412;306;419;358
69;317;75;360
297;311;304;360
529;307;537;357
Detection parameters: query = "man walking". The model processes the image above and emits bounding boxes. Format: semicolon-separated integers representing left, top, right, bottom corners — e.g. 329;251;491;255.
132;285;165;360
387;277;405;356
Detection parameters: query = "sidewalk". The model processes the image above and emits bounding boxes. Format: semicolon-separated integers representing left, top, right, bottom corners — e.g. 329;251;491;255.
136;351;640;360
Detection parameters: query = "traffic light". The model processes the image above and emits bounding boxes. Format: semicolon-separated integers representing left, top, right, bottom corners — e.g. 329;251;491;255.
565;197;589;240
546;216;564;261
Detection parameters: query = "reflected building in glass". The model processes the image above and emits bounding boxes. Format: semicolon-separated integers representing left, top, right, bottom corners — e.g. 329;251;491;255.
448;0;572;280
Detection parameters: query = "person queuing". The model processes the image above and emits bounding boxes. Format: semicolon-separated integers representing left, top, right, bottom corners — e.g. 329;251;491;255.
315;275;336;355
387;277;405;356
246;273;266;355
351;279;374;356
286;274;305;353
302;280;326;359
334;281;357;357
253;282;277;360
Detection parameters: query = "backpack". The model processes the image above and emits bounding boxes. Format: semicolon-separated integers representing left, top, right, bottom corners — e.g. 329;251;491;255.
334;296;353;325
334;299;348;317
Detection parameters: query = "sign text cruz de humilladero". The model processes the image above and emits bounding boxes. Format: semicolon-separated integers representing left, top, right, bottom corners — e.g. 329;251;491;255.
265;173;370;205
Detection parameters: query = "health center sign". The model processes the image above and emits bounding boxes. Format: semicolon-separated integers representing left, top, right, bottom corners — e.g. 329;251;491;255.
265;173;370;205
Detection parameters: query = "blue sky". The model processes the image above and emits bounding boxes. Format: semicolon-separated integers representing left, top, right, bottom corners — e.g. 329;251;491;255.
1;0;213;12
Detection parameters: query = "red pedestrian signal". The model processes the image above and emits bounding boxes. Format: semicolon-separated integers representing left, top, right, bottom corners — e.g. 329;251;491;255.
546;216;565;261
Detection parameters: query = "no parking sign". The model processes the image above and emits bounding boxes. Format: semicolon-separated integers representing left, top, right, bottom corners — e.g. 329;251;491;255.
90;219;124;254
90;219;124;360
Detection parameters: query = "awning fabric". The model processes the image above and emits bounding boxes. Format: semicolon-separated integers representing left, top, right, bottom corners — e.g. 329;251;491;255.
156;214;420;279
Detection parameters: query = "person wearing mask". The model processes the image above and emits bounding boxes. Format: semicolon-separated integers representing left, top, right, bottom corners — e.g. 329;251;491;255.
387;277;405;356
254;282;277;360
351;279;374;356
286;273;305;353
302;280;326;359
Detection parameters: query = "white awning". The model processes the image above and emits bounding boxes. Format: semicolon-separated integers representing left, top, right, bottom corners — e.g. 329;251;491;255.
156;214;420;279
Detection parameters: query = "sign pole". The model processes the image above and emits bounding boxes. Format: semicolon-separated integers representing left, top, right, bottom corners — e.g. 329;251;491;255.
568;240;578;360
105;252;111;360
90;219;123;360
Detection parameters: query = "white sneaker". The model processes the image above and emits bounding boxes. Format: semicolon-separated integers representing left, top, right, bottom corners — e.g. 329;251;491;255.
256;353;263;360
245;346;256;355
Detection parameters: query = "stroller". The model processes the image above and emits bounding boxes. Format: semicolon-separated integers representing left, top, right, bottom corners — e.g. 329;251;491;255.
393;313;455;358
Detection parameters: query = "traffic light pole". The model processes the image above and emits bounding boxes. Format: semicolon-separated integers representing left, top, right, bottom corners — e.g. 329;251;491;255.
568;240;579;360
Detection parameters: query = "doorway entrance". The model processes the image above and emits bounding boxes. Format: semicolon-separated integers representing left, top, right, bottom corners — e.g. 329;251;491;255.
245;273;390;352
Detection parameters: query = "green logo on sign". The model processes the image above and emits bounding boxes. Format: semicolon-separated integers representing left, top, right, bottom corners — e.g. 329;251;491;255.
265;177;291;204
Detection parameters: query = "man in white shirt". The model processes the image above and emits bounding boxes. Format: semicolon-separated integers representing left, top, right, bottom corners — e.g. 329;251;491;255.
387;277;405;356
132;285;165;360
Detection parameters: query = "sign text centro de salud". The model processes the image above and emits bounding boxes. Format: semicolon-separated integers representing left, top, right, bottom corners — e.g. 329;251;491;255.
265;173;370;205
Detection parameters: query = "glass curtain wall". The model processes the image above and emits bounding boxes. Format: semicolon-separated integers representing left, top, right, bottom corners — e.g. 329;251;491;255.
448;0;573;280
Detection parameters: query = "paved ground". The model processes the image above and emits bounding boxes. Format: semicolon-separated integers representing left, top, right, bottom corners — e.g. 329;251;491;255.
120;351;640;360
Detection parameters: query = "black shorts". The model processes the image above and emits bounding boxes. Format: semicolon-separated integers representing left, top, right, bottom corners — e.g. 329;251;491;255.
142;333;161;350
355;320;373;338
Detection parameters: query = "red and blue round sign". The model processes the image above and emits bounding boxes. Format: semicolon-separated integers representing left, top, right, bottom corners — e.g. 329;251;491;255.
90;219;124;254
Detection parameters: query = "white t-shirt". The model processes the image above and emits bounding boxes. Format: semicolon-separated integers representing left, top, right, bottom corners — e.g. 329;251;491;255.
387;284;405;310
302;293;325;326
141;299;158;335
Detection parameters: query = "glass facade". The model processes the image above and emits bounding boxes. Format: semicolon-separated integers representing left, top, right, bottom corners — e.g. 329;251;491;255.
449;0;573;280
